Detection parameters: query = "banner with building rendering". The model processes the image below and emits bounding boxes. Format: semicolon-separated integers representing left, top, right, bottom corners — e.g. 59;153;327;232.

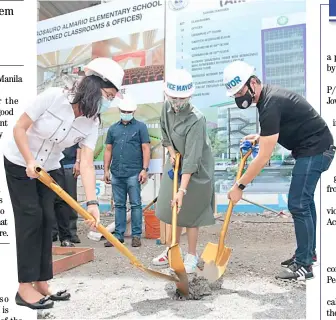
37;0;165;176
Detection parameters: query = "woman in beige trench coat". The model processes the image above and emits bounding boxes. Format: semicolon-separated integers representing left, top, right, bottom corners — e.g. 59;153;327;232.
151;69;216;273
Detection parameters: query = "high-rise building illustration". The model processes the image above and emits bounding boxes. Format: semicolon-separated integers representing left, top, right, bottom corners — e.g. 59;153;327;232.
261;12;306;97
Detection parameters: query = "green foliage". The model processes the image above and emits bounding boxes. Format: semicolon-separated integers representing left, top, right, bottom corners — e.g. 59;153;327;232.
208;128;227;157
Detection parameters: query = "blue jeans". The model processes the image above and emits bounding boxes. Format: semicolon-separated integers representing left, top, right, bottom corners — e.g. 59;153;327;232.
288;148;335;266
111;174;142;240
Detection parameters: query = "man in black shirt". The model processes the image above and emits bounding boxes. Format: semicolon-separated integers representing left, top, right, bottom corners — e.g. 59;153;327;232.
223;60;335;281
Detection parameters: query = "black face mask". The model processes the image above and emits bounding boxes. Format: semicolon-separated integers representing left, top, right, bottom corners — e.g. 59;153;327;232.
235;84;255;109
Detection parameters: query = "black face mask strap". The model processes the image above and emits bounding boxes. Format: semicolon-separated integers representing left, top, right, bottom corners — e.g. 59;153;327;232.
246;78;255;98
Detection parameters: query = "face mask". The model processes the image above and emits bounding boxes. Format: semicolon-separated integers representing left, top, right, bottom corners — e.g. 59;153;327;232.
67;91;75;104
166;96;190;112
120;112;133;122
99;96;111;114
235;86;255;109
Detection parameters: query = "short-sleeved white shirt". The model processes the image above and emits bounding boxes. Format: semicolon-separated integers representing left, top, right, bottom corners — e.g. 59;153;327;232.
4;87;99;172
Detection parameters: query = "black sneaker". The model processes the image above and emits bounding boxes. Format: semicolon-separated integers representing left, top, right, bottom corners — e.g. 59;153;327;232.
276;262;314;281
312;253;319;267
282;253;318;268
131;236;141;247
281;255;295;268
104;239;124;247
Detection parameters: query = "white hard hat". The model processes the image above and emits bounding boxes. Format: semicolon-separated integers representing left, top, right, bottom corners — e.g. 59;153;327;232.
164;69;195;98
84;57;125;91
118;94;137;112
223;60;255;97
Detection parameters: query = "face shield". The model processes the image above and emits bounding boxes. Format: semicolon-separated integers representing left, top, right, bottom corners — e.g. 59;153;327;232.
165;93;191;112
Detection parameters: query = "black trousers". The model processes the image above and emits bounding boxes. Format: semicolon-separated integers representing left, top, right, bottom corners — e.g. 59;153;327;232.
52;167;74;242
4;157;56;283
64;167;79;237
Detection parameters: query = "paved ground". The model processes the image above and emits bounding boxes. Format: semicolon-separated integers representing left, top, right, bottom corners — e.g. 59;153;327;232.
39;214;306;319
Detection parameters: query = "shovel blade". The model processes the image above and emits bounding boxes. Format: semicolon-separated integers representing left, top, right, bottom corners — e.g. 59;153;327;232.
199;243;232;282
200;242;218;264
168;244;189;296
140;267;180;282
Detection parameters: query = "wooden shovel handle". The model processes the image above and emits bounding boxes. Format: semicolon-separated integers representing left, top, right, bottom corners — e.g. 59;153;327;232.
216;146;253;262
171;153;181;245
34;166;143;267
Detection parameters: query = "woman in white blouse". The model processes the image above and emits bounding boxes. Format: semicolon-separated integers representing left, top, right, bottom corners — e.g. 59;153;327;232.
3;57;124;310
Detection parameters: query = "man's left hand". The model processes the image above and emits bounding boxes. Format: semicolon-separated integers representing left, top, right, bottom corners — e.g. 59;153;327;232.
227;184;243;204
138;170;148;184
73;162;80;178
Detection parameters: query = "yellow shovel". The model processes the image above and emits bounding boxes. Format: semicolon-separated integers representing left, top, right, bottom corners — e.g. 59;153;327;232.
197;145;254;282
34;166;179;283
167;153;189;296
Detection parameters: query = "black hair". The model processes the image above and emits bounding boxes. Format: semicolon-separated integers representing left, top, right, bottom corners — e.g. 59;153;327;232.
248;75;261;84
70;75;117;118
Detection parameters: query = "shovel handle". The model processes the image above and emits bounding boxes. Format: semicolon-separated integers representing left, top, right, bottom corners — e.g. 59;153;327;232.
241;197;280;215
216;146;253;263
171;153;181;245
142;197;158;213
34;166;143;267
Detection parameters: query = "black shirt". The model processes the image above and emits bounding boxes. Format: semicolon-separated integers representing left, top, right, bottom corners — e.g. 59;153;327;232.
257;85;333;159
61;143;79;166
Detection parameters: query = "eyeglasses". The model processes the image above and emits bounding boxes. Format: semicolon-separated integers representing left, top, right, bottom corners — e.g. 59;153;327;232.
102;89;116;101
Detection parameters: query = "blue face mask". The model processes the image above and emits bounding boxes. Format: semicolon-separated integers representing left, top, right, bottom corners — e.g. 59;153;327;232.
120;112;133;122
99;97;111;114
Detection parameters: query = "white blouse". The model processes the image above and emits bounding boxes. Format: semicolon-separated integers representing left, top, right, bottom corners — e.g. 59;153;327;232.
4;87;99;172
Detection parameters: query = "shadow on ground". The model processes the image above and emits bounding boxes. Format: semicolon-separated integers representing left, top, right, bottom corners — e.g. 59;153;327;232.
102;280;305;319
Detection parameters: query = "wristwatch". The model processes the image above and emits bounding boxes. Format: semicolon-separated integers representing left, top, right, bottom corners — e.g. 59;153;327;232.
87;200;99;207
143;167;149;172
235;182;246;190
178;188;187;195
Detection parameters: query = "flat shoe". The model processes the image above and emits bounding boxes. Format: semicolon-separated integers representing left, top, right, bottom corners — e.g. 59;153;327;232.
50;290;71;301
15;292;54;310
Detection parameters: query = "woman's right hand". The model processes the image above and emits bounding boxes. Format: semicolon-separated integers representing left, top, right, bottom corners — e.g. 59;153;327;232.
26;160;39;179
86;204;100;230
169;153;176;167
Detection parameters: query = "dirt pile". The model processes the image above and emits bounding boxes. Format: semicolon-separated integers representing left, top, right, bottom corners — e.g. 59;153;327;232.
164;262;224;301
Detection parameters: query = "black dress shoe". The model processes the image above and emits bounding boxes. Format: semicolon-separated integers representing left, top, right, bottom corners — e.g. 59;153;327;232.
104;239;124;247
15;292;54;310
50;289;71;301
60;240;75;247
70;235;81;243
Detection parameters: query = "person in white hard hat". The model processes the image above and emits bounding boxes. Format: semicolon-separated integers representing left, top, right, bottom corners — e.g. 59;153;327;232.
104;94;150;248
151;69;215;273
223;59;334;281
3;57;124;310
